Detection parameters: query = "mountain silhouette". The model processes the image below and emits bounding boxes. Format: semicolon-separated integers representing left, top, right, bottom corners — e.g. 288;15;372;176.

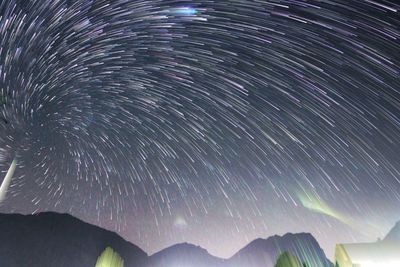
228;233;332;267
0;212;334;267
0;212;147;267
146;243;226;267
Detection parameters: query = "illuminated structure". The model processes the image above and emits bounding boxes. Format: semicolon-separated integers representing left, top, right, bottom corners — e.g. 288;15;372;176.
334;240;400;267
95;247;124;267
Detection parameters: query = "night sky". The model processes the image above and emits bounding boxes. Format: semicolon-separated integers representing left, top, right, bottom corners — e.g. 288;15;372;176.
0;0;399;260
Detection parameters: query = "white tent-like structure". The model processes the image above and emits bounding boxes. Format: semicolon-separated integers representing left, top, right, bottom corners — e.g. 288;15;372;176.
335;240;400;267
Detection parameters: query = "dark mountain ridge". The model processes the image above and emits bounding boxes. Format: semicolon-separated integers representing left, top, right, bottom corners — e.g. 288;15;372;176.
0;212;147;267
229;233;332;267
0;212;337;267
147;242;226;267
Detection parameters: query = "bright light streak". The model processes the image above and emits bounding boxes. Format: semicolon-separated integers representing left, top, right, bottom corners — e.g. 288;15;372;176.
0;158;17;202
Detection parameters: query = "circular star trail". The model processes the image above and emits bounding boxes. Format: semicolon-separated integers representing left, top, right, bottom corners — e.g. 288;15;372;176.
0;0;399;259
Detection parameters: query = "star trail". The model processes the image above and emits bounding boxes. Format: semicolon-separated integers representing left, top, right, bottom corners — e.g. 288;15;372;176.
0;0;399;259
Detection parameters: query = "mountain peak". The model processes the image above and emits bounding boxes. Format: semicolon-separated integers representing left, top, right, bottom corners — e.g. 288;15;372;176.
267;232;314;240
232;232;332;267
157;242;208;254
148;241;225;267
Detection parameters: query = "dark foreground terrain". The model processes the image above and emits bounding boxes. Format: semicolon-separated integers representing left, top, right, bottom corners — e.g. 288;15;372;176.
0;212;335;267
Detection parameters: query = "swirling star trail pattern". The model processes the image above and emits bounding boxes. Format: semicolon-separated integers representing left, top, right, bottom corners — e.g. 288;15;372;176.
0;0;399;259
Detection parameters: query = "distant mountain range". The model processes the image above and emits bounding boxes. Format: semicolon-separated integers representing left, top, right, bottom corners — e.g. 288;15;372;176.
147;232;334;267
146;242;226;267
0;212;367;267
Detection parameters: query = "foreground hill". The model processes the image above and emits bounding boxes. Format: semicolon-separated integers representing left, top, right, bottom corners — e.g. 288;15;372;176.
0;212;334;267
0;212;147;267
